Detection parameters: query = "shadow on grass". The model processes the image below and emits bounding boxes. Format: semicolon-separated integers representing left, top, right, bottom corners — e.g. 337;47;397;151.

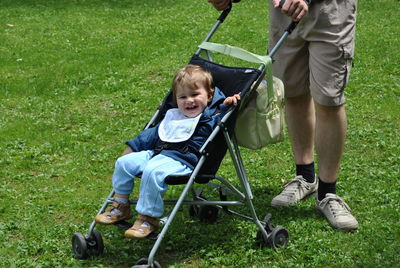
72;178;326;267
79;214;247;267
77;185;320;267
75;187;282;267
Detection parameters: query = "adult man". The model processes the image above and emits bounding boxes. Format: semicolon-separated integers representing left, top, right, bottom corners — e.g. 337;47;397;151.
208;0;358;231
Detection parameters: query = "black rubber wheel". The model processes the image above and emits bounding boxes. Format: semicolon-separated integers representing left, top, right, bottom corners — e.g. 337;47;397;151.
72;232;89;259
198;205;219;223
268;226;289;249
132;257;162;268
189;204;200;217
189;193;206;218
256;214;276;245
87;229;104;256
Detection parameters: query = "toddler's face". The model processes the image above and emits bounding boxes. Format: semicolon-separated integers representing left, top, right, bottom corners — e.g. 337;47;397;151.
176;86;211;118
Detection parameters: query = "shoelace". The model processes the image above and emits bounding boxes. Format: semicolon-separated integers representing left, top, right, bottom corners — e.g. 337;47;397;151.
320;195;352;217
281;176;311;197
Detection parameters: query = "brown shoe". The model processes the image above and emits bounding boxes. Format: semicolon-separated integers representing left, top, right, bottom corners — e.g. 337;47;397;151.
95;201;133;225
124;214;159;239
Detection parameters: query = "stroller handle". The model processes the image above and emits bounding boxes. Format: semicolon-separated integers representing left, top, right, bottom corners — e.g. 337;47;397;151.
217;4;231;23
197;0;304;58
194;2;234;56
216;0;242;22
278;0;311;33
269;0;310;58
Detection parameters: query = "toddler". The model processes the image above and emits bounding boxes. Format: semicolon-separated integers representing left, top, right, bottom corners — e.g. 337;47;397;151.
95;65;239;239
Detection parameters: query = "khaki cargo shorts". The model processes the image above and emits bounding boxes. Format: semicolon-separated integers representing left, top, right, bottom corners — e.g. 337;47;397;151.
268;0;358;106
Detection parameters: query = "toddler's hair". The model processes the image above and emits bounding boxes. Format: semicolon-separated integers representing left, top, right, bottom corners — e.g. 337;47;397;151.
172;65;214;103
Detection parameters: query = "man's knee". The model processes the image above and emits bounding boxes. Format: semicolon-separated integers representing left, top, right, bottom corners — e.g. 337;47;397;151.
315;102;345;117
285;92;312;106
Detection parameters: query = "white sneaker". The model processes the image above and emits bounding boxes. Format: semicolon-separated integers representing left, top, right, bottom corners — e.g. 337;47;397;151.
271;176;317;207
316;193;359;231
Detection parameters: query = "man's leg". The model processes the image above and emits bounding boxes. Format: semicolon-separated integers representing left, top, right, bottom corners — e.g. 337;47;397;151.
314;103;358;231
315;103;346;184
285;92;315;165
271;93;318;207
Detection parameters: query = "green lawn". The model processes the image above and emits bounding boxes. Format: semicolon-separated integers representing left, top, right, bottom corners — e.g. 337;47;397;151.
1;0;399;267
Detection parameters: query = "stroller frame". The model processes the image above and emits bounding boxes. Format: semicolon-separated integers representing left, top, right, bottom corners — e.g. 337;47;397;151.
72;6;296;268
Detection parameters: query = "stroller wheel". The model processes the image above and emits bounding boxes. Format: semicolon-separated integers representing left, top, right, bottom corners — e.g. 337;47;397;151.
72;232;89;259
189;204;200;217
198;205;219;223
87;229;104;256
132;257;161;268
268;226;289;250
189;192;206;217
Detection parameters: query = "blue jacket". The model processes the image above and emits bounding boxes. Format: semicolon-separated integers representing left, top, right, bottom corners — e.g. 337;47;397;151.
126;87;227;169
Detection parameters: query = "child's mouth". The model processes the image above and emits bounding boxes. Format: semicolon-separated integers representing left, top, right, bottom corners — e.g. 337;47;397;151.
186;105;198;110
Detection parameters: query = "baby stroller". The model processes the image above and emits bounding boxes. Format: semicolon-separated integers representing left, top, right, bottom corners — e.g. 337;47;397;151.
72;5;297;268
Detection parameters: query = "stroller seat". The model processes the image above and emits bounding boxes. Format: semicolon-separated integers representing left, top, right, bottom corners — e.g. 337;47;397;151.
163;55;262;185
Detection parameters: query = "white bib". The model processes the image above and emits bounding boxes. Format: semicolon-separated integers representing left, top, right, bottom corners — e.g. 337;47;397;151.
158;108;202;143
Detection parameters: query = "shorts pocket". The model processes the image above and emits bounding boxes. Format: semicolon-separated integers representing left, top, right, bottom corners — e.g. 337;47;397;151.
340;42;354;90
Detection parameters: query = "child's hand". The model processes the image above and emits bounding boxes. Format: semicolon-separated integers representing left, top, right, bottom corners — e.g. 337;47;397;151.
223;94;241;106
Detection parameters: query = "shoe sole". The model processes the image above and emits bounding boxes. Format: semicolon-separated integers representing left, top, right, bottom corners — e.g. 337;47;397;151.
125;230;155;239
95;214;133;225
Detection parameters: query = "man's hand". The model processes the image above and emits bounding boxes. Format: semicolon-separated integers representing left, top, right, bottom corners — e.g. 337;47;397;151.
223;94;241;106
208;0;231;11
272;0;309;21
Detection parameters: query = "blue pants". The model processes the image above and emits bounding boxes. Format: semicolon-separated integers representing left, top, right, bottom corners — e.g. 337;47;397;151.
112;150;192;218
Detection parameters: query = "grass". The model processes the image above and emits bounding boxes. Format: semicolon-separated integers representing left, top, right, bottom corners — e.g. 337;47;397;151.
1;0;399;267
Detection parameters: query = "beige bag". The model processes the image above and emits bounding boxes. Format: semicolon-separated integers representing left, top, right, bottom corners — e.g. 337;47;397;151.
197;42;285;149
235;77;285;150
